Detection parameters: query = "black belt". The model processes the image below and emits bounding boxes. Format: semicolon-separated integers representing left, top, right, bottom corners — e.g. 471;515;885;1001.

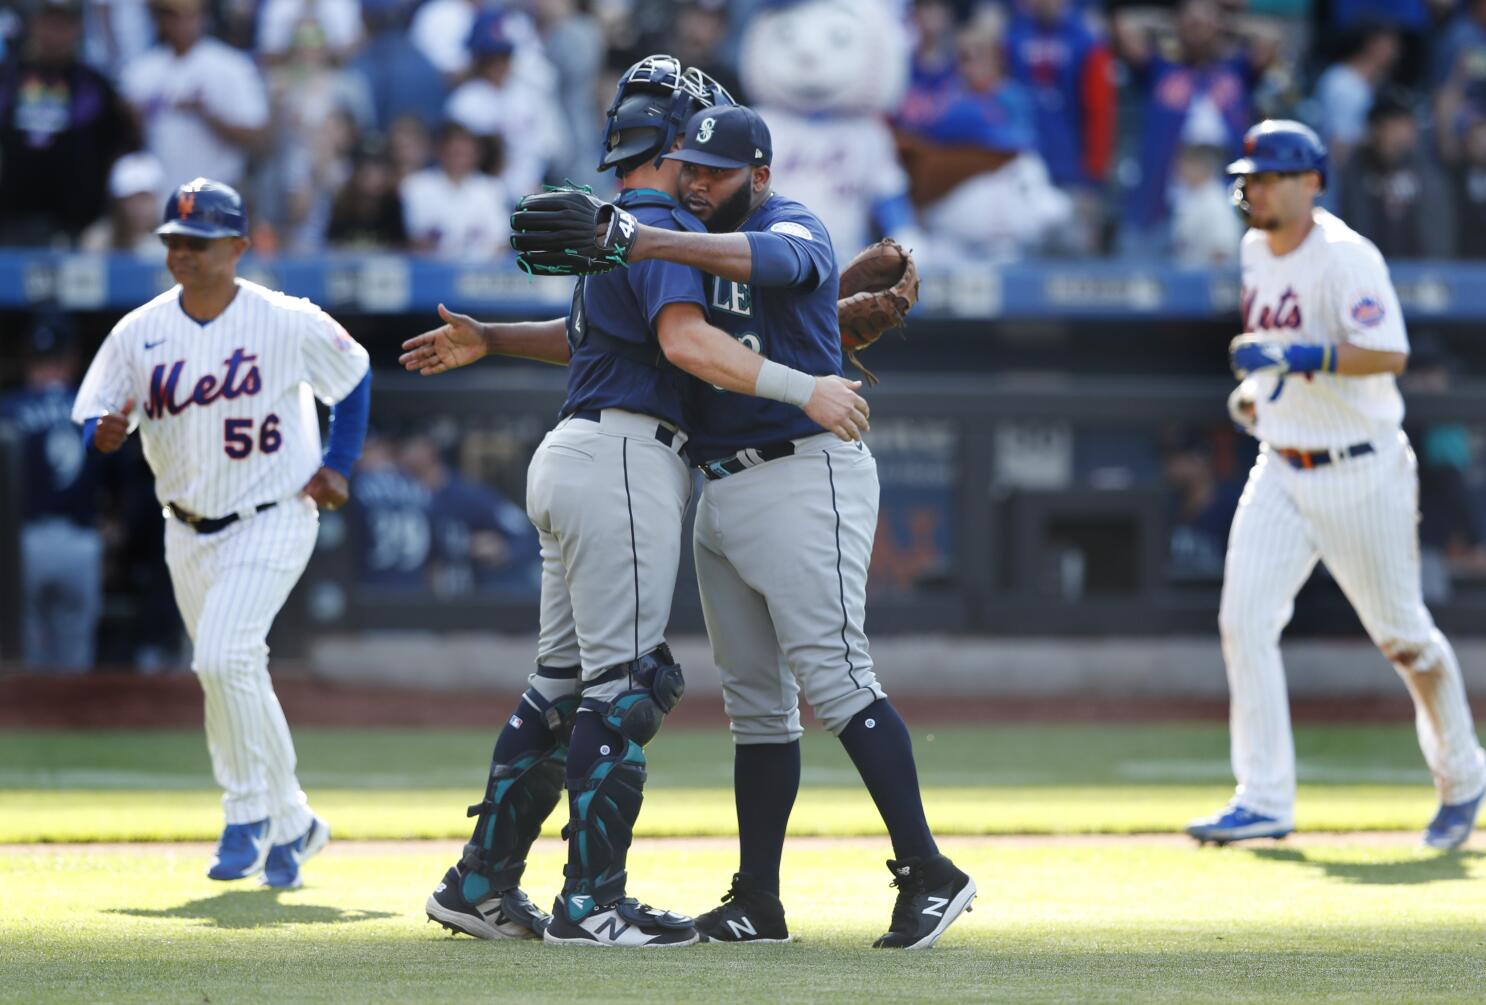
1275;441;1374;471
569;408;678;449
700;441;797;481
168;501;277;534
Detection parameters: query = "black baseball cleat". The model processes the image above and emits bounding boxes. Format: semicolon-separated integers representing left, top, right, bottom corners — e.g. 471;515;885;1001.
872;854;977;950
695;873;791;944
425;866;549;940
543;893;700;948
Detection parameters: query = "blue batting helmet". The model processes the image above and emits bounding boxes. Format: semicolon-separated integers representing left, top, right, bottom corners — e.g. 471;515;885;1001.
1225;120;1328;188
599;54;734;173
155;177;248;239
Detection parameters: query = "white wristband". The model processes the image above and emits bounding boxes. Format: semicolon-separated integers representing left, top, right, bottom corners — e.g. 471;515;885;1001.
755;359;816;408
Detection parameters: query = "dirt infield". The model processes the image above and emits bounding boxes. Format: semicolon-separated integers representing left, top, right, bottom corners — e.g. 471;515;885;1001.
0;671;1447;728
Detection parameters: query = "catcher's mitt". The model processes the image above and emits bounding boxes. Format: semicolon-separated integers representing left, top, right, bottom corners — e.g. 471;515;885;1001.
509;185;639;276
837;238;919;385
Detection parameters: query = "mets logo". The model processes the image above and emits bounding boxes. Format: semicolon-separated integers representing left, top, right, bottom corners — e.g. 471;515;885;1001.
178;191;196;216
1244;132;1258;154
1350;295;1386;327
697;117;715;144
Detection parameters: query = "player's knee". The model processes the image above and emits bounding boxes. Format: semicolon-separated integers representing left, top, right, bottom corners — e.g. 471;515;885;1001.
814;685;883;736
1381;632;1446;676
580;644;684;747
729;714;801;745
191;632;261;681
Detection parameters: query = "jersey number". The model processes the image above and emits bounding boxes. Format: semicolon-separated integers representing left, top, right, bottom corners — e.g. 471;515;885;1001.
224;414;282;459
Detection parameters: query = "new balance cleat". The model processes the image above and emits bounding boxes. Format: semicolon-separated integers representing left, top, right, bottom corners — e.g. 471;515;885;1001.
872;854;976;950
425;865;548;939
1185;803;1293;845
1423;788;1484;851
544;893;699;948
261;816;331;890
695;873;791;944
207;818;271;880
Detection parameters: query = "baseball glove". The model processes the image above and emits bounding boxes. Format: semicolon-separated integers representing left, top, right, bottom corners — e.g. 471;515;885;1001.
837;238;919;385
509;185;639;276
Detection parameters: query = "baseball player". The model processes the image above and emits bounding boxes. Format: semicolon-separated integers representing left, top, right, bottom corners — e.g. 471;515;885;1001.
71;178;372;887
1186;121;1486;849
402;57;868;949
510;104;976;949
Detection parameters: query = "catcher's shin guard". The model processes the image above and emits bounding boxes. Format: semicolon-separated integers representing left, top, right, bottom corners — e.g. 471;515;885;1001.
559;646;684;920
460;671;579;901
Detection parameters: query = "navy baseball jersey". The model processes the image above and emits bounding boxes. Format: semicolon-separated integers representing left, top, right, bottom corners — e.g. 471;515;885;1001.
559;188;709;428
0;382;99;525
684;193;841;462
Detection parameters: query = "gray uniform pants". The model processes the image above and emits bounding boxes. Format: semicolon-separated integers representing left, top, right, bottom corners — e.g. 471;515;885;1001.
526;409;690;680
694;433;886;744
22;519;103;672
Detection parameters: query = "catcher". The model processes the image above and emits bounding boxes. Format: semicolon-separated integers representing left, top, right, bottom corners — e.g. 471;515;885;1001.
510;103;973;950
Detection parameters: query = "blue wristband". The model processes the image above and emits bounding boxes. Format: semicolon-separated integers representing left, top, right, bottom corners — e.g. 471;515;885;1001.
82;417;99;450
323;370;371;477
1283;344;1335;374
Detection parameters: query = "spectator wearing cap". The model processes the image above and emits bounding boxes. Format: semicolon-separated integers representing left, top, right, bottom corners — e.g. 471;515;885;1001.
79;151;169;258
120;0;269;193
0;315;107;672
1336;91;1454;258
1112;0;1278;255
0;0;138;246
399;120;510;259
1167;106;1243;265
256;0;363;65
444;8;565;197
346;0;447;131
1451;109;1486;258
1313;22;1401;170
327;139;409;249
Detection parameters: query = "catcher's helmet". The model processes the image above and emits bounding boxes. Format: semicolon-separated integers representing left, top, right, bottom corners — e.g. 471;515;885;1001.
599;54;734;173
1225;120;1328;188
155;177;248;239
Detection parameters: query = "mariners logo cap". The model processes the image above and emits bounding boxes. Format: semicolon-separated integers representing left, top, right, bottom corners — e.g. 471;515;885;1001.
664;105;772;170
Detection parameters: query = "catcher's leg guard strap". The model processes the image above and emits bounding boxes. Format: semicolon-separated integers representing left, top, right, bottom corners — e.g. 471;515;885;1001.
461;670;579;893
581;644;685;747
561;730;647;915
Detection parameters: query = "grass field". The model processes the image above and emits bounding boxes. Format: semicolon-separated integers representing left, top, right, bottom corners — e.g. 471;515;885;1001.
2;723;1484;1002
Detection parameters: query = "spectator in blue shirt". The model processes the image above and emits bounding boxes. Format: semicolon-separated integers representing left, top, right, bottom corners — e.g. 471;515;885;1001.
346;0;447;131
1113;0;1277;254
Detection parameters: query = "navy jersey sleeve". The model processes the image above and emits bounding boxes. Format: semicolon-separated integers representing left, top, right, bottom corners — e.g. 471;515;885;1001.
627;257;708;327
747;210;835;290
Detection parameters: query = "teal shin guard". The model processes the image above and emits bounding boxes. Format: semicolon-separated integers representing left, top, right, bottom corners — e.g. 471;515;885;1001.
561;735;647;920
460;688;577;902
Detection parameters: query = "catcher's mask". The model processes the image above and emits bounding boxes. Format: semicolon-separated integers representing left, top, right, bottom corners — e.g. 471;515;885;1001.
600;54;734;174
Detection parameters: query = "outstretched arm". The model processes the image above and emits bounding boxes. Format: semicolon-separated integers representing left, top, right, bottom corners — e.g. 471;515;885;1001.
400;305;571;374
631;227;756;285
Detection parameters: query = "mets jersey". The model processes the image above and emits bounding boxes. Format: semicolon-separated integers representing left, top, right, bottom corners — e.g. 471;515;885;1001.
71;279;370;517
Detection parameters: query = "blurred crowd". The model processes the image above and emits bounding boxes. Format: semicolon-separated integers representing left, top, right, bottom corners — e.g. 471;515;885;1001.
4;0;1486;264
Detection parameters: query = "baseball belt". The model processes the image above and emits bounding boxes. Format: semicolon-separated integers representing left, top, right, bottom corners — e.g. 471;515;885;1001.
167;501;278;535
699;441;797;481
567;408;684;451
1274;441;1374;471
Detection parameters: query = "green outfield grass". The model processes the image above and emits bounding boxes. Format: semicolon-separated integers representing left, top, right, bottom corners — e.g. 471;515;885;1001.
2;837;1483;1003
0;724;1467;842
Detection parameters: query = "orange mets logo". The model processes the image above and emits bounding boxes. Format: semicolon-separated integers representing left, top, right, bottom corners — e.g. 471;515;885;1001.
178;191;196;216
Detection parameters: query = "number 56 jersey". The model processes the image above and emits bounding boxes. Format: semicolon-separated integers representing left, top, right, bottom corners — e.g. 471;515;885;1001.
72;279;370;517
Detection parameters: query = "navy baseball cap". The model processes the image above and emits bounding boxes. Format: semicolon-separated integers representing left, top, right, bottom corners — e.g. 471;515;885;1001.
664;105;772;170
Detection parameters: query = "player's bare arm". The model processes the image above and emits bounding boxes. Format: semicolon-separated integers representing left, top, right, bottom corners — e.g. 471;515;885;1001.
655;302;869;441
628;226;755;284
400;305;570;374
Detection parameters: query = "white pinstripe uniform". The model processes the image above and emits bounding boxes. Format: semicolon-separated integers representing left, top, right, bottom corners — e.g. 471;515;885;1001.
1222;208;1486;819
72;279;370;840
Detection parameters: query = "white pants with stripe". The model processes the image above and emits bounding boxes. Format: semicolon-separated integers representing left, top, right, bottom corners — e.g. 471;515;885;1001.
1219;432;1486;818
165;496;318;841
693;434;886;744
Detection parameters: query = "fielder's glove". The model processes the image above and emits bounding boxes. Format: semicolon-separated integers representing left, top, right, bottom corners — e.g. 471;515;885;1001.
836;238;919;385
509;185;639;276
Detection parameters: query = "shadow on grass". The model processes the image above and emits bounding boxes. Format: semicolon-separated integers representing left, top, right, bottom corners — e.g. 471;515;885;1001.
108;889;396;929
1246;847;1484;885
